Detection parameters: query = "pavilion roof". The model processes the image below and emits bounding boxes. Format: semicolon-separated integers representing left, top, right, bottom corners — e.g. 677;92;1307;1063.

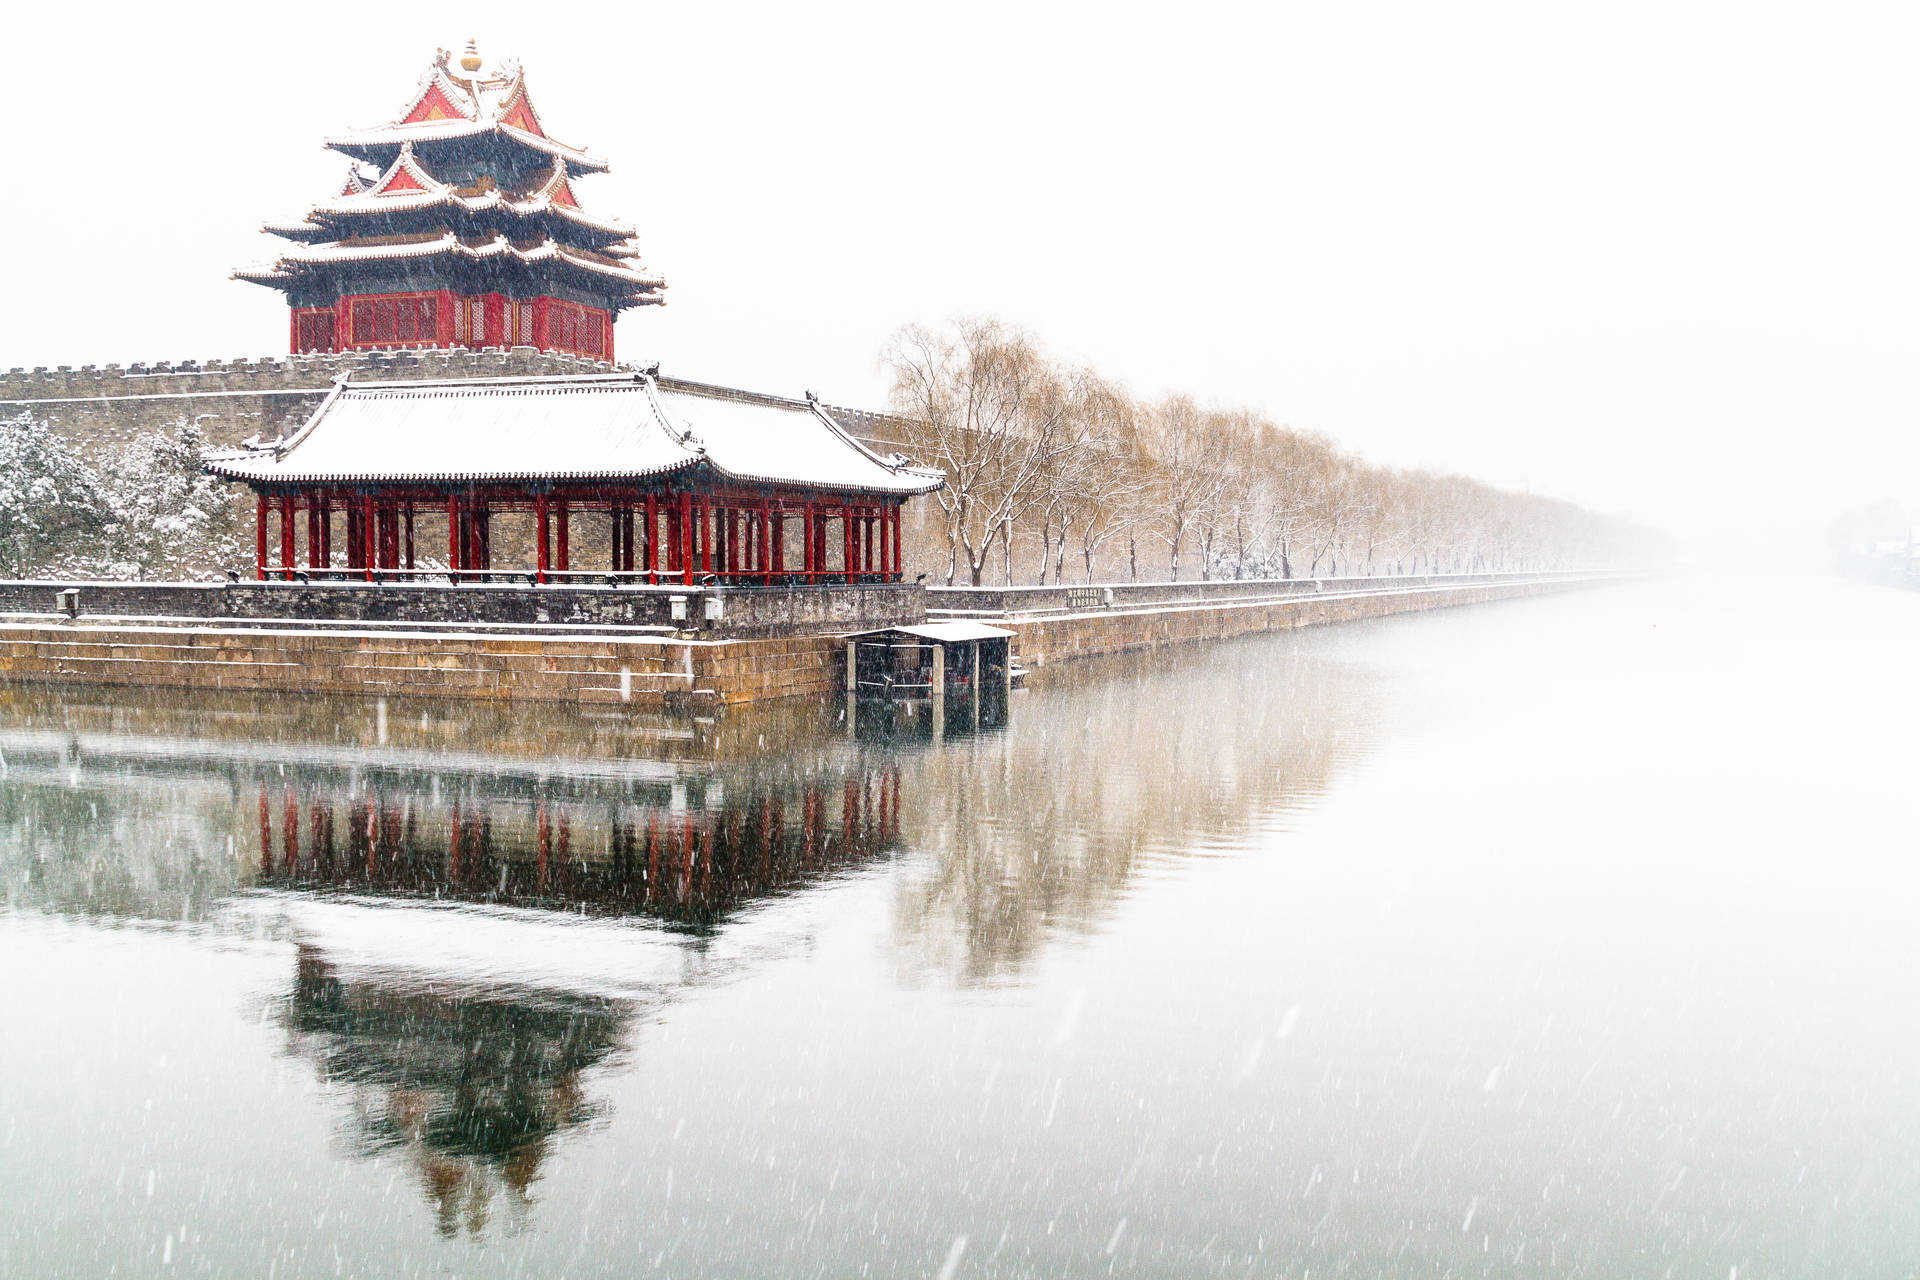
233;232;665;293
203;372;947;496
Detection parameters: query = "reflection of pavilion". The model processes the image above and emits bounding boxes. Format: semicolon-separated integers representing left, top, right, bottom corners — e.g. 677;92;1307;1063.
252;756;901;925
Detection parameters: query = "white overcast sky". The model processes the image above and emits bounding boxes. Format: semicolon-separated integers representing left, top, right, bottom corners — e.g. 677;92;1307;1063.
7;1;1917;537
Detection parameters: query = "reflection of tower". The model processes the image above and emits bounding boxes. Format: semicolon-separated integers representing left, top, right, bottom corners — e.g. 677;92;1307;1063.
284;945;628;1238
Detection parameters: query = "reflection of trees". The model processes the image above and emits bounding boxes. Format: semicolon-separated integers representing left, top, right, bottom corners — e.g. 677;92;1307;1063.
889;637;1379;982
283;946;628;1238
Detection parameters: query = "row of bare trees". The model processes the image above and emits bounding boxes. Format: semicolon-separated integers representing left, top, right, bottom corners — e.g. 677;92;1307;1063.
885;318;1658;586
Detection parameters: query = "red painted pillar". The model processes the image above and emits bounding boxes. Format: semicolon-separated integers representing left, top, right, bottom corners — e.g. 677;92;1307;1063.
644;494;658;584
680;497;694;586
842;504;853;582
333;296;352;351
446;496;461;575
255;495;268;580
762;502;775;582
535;493;550;583
699;497;712;576
362;495;376;579
279;495;296;580
533;296;552;351
436;290;456;346
893;505;904;578
556;499;570;572
307;500;323;571
484;294;506;348
623;506;637;572
404;504;415;570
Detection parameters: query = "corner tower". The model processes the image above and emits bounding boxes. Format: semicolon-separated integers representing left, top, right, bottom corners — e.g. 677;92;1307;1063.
236;41;664;360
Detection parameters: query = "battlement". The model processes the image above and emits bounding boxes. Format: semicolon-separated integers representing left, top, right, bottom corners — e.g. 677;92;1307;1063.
0;347;628;406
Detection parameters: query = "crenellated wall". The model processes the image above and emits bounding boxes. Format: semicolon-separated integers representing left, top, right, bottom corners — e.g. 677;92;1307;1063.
0;347;623;450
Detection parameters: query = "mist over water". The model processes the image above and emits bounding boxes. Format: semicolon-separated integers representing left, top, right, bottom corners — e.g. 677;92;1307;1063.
1;577;1915;1277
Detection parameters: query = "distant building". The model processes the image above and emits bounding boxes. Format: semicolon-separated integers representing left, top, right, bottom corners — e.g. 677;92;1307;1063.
235;41;663;361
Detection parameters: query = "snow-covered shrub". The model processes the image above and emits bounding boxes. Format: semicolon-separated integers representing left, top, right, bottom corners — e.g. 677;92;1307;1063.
0;414;106;577
94;420;242;580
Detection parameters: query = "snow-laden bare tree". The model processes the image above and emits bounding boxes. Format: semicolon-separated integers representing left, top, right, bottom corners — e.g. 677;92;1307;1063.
885;319;1080;586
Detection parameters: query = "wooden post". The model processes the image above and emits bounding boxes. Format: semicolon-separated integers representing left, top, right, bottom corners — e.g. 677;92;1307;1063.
894;505;904;578
255;494;268;580
307;500;323;571
535;493;550;583
556;499;570;571
971;640;981;729
771;503;785;580
930;642;945;742
699;497;713;576
280;495;296;580
403;504;415;570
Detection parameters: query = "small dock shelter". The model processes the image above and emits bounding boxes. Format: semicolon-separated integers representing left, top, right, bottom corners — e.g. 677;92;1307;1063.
844;622;1016;729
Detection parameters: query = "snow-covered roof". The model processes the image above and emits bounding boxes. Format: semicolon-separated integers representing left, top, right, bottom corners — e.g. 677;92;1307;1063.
204;372;947;496
233;233;665;292
325;54;608;173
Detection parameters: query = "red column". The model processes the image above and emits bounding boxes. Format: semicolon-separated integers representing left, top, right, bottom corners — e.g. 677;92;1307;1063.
622;506;637;572
333;296;352;351
404;504;415;570
644;494;658;584
893;505;903;578
255;495;268;580
279;495;296;580
536;493;550;583
483;294;505;348
447;496;461;575
362;495;376;579
307;500;323;571
842;504;853;582
533;297;552;351
699;497;713;576
680;497;694;585
556;499;569;571
436;290;456;345
762;502;774;582
610;504;624;573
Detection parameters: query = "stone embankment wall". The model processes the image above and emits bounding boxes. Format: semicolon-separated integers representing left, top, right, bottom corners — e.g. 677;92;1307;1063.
0;580;921;640
0;574;1615;708
997;575;1611;670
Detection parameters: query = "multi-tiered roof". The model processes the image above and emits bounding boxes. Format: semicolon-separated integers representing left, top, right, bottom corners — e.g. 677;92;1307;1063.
237;42;663;356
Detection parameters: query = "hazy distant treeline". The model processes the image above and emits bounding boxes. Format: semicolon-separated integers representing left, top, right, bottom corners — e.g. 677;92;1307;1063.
886;318;1661;585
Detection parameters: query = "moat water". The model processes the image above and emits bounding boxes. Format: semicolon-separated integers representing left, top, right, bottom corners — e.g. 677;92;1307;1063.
1;577;1915;1278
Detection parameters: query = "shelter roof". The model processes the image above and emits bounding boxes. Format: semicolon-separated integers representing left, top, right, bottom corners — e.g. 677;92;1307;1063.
232;232;665;293
204;373;947;496
848;623;1017;643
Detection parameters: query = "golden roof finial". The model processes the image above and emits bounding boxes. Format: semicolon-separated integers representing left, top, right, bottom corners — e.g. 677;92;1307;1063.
460;39;482;72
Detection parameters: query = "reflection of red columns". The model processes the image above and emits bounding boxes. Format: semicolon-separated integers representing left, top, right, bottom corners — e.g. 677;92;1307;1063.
842;779;857;855
258;789;272;871
646;813;660;900
557;816;570;884
449;803;463;880
536;803;551;888
283;790;300;873
364;798;378;877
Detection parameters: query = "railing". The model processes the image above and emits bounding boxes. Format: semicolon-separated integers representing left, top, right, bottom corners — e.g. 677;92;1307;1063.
927;569;1635;617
